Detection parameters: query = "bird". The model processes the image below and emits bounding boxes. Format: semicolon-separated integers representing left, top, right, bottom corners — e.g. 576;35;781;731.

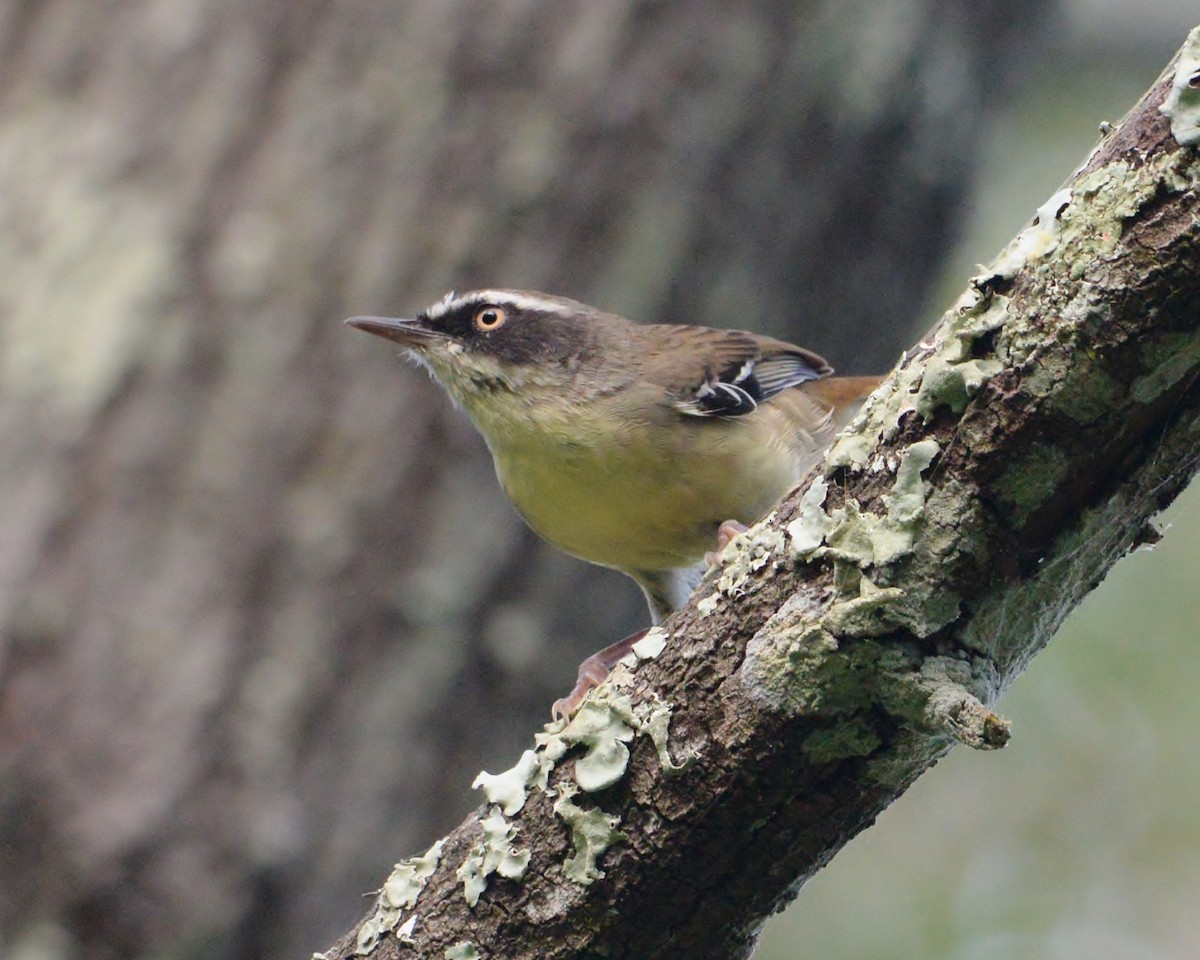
346;290;883;717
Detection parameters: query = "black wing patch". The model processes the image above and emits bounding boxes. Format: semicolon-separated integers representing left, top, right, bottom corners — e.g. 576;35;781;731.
677;352;826;418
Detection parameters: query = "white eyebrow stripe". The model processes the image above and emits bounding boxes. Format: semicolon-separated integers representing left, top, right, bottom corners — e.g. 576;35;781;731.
423;289;575;320
422;293;458;320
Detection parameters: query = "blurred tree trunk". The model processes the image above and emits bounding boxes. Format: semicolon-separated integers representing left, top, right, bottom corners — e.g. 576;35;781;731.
0;2;1053;958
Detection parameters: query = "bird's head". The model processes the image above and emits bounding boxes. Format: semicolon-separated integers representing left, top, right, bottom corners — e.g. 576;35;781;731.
346;289;606;408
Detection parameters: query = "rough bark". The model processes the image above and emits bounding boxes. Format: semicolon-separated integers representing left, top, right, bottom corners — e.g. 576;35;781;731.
319;32;1200;960
0;3;1051;958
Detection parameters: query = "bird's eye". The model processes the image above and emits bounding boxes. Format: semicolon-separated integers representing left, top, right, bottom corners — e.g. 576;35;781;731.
474;306;508;331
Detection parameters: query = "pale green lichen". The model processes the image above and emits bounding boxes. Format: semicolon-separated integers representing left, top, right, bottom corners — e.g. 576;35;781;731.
983;187;1073;281
994;152;1200;372
696;593;721;617
820;500;879;566
616;625;670;669
541;676;694;781
470;625;676;824
834;147;1192;490
882;439;941;524
1052;164;1141;272
825;428;876;471
699;518;787;617
553;784;624;884
533;668;688;792
354;917;384;955
743;439;951;719
382;839;446;909
786;475;834;555
790;439;940;569
456;806;531;907
823;581;908;637
955;283;1014;336
638;696;692;774
874;438;940;564
630;626;669;660
555;698;637;792
395;916;418;943
525;679;693;885
472;749;551;815
354;839;446;954
458;628;689;902
828;308;1001;474
879;483;974;637
1160;26;1200;146
913;355;1004;420
444;943;480;960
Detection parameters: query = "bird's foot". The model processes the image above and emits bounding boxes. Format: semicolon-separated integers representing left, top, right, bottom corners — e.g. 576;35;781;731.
704;519;749;567
551;628;649;721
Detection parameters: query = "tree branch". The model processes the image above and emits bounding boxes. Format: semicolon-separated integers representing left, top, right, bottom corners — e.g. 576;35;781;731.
319;28;1200;960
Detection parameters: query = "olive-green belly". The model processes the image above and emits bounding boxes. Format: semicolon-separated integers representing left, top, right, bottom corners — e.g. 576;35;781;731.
491;425;798;572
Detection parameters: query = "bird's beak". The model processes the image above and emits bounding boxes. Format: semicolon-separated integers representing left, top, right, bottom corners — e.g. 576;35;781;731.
344;315;448;348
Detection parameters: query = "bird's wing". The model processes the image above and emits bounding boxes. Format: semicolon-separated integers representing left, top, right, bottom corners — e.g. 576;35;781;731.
638;326;832;419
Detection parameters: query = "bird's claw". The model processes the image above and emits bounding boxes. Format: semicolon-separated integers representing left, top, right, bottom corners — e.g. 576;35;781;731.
551;628;650;720
704;519;749;567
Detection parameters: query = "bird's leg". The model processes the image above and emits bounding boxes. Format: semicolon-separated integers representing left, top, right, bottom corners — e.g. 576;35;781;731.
552;521;749;719
705;519;749;566
551;628;649;721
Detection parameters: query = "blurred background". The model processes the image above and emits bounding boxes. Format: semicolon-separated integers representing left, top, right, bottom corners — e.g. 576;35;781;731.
0;2;1196;959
